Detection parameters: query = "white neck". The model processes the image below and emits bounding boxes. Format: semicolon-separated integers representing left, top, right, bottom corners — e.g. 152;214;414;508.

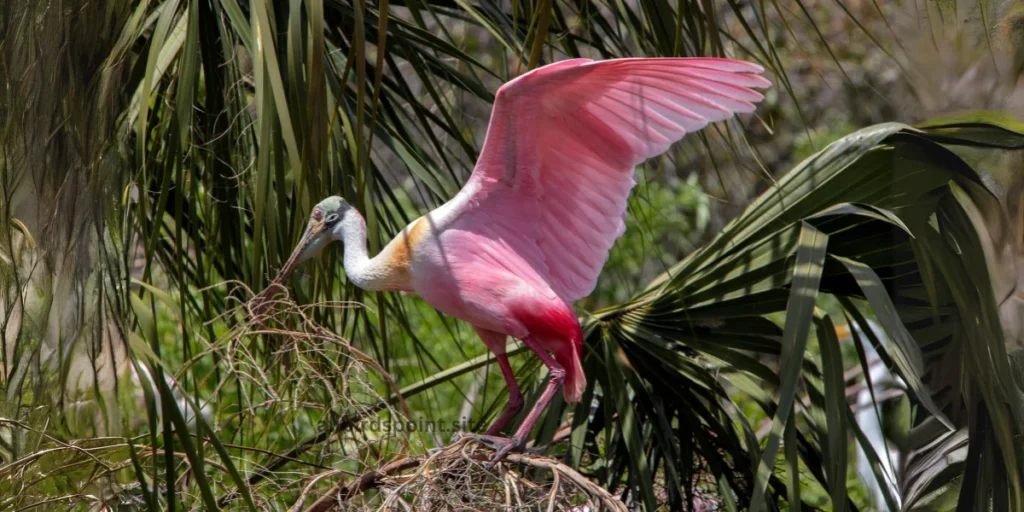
331;209;401;292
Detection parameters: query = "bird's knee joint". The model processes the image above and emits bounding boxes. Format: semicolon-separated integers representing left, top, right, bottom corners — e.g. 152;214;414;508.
509;393;524;410
549;366;566;383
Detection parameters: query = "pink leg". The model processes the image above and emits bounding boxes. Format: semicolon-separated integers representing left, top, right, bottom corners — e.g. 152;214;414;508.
478;336;564;468
485;353;524;435
473;328;524;436
509;336;564;442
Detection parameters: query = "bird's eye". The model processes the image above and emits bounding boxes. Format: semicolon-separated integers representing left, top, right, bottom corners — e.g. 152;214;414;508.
325;213;339;224
312;209;323;221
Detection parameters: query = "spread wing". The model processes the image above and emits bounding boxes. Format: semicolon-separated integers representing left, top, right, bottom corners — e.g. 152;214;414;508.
446;58;770;302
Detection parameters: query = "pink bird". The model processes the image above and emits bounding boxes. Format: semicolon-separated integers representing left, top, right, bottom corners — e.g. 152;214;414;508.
262;57;769;464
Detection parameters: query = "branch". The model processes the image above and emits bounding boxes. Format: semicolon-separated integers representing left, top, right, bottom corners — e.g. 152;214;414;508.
304;457;420;512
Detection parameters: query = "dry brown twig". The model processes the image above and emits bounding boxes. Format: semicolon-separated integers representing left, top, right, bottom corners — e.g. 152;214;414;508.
208;284;412;507
300;438;628;512
242;281;408;415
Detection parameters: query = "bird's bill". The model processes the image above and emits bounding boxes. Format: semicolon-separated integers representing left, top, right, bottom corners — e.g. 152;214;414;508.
249;220;327;315
270;221;326;285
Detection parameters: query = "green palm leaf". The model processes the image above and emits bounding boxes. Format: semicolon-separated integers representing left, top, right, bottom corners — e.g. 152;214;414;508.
572;121;1023;510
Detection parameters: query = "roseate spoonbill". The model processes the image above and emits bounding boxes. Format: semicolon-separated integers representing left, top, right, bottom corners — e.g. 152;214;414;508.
258;57;770;464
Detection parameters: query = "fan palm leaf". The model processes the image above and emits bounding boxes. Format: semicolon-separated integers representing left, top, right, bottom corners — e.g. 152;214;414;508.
566;120;1024;510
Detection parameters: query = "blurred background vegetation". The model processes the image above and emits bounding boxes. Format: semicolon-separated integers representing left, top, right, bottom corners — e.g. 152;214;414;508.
1;0;1024;510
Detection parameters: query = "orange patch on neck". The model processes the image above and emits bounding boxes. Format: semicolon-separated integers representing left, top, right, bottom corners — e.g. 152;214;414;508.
395;218;431;263
406;216;431;246
374;217;431;290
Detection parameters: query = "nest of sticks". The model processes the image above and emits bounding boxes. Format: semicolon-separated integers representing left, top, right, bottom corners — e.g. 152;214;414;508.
290;437;627;512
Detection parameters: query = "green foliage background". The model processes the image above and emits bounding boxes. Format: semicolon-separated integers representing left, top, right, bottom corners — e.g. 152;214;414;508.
1;0;1023;510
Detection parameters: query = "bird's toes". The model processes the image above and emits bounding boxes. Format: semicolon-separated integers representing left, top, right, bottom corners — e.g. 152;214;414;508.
459;433;508;451
426;431;467;455
483;436;522;471
523;443;546;455
457;433;529;469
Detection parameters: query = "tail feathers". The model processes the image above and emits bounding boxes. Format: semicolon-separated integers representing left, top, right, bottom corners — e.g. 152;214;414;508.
554;343;586;403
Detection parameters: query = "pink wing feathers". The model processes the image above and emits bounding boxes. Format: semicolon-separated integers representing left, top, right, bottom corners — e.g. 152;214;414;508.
448;58;770;302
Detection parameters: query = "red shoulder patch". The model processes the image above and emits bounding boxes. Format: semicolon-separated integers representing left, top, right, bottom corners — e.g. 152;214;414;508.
514;301;583;350
512;300;587;403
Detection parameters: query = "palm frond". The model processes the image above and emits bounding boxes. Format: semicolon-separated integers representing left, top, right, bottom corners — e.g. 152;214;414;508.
570;121;1024;510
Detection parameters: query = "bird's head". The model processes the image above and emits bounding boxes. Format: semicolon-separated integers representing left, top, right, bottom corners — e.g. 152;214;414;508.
273;196;351;283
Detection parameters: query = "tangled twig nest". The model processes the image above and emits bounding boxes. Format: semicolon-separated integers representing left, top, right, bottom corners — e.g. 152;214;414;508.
294;437;627;512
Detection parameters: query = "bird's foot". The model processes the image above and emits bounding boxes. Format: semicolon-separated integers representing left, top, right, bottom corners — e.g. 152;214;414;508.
459;433;524;470
522;443;547;455
425;431;471;456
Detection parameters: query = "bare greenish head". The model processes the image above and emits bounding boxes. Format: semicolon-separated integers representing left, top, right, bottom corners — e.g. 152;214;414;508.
273;196;351;282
